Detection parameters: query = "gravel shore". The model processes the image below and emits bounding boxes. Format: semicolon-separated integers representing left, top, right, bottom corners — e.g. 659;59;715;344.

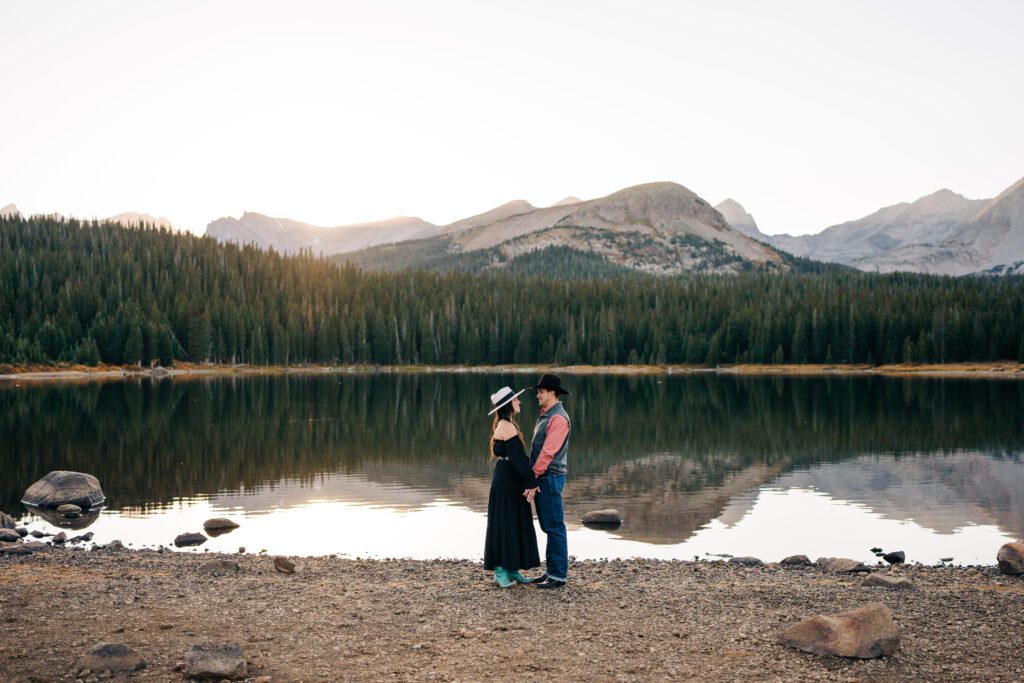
1;548;1022;682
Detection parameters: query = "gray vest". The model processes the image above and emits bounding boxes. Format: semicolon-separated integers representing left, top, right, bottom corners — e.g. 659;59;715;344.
530;401;571;475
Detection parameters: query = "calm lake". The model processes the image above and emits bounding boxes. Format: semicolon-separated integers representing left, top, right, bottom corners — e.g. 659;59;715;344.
3;373;1023;565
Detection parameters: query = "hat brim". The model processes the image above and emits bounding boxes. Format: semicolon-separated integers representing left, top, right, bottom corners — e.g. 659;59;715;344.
529;385;570;396
488;388;526;415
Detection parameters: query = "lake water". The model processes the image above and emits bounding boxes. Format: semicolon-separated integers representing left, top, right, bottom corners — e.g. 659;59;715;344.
3;373;1023;566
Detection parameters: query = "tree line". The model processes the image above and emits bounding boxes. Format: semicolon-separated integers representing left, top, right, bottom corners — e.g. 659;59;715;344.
1;214;1022;367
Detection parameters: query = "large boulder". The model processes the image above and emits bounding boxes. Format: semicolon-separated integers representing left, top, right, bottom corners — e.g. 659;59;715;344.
0;529;21;543
996;541;1024;575
183;642;246;680
777;602;900;658
22;471;105;509
817;557;872;573
780;554;813;567
581;509;623;526
76;642;146;674
0;512;15;529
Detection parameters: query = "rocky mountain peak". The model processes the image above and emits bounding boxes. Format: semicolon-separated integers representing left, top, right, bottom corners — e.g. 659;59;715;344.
0;203;19;217
715;199;762;239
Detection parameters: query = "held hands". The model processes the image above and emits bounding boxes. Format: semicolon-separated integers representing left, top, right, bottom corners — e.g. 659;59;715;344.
523;486;540;503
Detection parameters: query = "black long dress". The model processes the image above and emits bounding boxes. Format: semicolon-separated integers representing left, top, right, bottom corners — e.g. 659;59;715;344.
483;432;541;572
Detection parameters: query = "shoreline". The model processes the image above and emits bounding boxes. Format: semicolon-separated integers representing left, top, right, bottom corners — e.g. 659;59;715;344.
1;547;1021;681
2;361;1023;384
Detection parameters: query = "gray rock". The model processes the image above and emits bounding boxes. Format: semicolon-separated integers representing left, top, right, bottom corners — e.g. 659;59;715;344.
106;540;125;551
30;530;45;538
198;559;240;575
883;551;905;565
15;527;28;537
581;509;623;526
203;517;240;533
69;532;95;543
183;642;246;680
273;556;295;574
996;541;1024;575
862;574;914;590
0;512;15;529
780;554;813;567
817;557;872;573
174;532;207;547
0;528;21;543
0;545;32;556
52;531;67;544
22;471;105;509
76;643;146;674
57;503;83;517
777;602;900;658
728;556;764;567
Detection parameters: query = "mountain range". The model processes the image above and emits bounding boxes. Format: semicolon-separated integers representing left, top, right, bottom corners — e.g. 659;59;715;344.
6;173;1022;276
721;175;1024;276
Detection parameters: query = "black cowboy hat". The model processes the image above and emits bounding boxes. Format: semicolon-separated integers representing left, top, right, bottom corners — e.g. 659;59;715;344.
530;373;570;396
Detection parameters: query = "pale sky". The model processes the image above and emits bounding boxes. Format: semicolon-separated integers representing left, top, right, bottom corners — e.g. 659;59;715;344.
2;1;1022;236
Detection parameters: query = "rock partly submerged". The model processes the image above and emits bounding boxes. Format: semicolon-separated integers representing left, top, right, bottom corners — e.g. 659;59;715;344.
581;509;623;526
777;602;900;658
203;517;241;536
996;541;1024;575
728;556;764;567
22;471;105;509
174;532;207;547
780;555;813;567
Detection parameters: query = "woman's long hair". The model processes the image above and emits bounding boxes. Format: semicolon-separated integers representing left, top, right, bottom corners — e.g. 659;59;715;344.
489;401;525;461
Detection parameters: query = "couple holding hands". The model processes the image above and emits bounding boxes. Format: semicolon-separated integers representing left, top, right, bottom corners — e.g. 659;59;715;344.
484;374;571;589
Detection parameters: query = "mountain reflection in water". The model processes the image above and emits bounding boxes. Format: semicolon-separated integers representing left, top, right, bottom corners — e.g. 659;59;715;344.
2;374;1022;562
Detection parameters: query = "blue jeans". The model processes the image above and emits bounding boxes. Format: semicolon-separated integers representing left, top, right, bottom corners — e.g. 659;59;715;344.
535;473;568;581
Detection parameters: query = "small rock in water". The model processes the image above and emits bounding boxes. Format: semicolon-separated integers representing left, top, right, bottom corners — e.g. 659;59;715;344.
203;517;241;535
182;642;246;680
57;503;83;517
870;547;883;553
15;527;28;537
939;557;954;563
581;509;623;526
777;602;900;658
728;556;764;567
237;547;245;554
75;643;146;674
106;540;125;551
780;554;813;567
817;557;872;573
862;574;914;590
174;532;207;547
52;531;68;544
996;542;1024;575
883;550;905;565
30;530;45;538
273;556;296;574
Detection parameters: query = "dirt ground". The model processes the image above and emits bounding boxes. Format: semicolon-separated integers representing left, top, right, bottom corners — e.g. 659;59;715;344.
1;548;1022;682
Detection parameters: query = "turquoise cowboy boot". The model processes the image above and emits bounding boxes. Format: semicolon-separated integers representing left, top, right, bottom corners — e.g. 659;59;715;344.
494;567;515;588
507;570;534;584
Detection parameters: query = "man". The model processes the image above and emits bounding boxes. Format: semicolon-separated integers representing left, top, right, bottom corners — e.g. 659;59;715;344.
527;373;571;589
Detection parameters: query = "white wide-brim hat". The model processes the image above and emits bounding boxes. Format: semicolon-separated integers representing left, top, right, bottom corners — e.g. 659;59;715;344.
488;386;526;415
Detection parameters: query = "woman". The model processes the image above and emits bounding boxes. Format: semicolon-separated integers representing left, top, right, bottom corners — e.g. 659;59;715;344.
484;386;542;588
